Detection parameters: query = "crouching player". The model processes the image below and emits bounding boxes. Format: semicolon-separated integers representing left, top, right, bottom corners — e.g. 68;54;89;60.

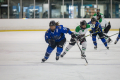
88;18;109;50
42;20;76;62
61;20;90;58
96;13;112;43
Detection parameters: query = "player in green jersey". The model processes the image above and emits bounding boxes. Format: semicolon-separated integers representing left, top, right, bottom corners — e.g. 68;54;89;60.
61;20;90;59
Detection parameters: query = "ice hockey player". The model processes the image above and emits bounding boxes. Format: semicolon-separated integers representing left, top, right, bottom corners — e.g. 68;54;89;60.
96;13;112;43
42;20;76;62
61;20;90;58
88;18;109;50
114;30;120;44
93;9;104;20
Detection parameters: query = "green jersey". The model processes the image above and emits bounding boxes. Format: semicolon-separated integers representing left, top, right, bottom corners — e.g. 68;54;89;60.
75;24;90;36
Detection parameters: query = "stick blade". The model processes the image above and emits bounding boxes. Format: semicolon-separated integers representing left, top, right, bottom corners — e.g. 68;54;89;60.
85;63;88;66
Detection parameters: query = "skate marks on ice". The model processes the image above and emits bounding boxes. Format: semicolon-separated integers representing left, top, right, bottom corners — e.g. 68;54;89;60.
0;61;119;67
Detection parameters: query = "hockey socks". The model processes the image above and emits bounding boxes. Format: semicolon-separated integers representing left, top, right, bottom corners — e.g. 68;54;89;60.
114;34;120;44
44;46;54;60
64;45;73;54
61;44;73;57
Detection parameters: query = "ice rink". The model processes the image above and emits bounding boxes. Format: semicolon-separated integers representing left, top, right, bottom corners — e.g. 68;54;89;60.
0;31;120;80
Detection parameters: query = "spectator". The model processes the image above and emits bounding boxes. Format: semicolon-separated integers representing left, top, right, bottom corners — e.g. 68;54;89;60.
42;11;48;18
60;12;63;18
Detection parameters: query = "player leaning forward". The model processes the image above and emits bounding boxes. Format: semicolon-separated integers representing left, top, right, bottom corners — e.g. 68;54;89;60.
93;9;112;43
88;18;109;50
42;20;76;62
61;20;90;58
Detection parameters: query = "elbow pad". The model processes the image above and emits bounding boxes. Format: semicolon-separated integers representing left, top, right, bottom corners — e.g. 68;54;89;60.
67;28;70;33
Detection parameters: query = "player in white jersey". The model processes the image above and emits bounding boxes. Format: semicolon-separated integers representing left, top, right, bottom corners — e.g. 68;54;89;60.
61;20;90;58
96;13;112;43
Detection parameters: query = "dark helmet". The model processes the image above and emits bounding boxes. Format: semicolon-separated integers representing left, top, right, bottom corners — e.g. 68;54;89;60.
49;20;56;26
91;17;97;22
80;20;87;26
97;9;100;14
97;9;100;11
80;20;87;29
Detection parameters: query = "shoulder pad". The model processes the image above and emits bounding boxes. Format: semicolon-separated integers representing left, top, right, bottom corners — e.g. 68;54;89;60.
46;29;49;33
58;25;63;29
88;21;91;24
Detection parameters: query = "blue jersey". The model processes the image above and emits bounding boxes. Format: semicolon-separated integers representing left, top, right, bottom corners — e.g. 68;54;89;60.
45;25;72;43
88;21;102;33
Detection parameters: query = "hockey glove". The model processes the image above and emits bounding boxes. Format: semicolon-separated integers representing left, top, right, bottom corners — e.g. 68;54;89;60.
48;39;55;46
71;33;76;38
89;30;93;36
77;34;85;41
95;26;101;33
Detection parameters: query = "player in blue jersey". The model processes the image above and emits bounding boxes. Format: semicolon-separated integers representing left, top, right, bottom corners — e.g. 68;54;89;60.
42;20;76;62
114;30;120;44
88;18;109;50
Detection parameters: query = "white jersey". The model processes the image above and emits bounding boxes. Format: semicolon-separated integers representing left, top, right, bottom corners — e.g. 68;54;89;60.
74;24;90;36
100;19;108;29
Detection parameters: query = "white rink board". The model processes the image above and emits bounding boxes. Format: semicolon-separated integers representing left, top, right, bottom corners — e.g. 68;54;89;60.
0;31;120;80
0;19;120;30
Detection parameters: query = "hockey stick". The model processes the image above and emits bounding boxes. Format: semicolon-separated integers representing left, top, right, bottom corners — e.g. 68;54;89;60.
84;31;99;38
108;33;119;37
104;28;120;38
108;29;120;37
75;39;88;66
66;31;99;43
99;28;120;39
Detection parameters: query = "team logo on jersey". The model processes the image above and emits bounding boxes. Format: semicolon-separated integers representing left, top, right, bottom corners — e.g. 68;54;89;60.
63;27;67;30
90;24;95;28
56;29;58;33
82;30;84;32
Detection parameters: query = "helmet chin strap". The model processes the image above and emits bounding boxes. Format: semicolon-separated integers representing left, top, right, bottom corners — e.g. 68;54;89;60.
50;28;56;32
50;29;55;32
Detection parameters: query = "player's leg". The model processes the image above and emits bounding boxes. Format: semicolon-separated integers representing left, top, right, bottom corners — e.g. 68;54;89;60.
92;34;97;49
104;22;111;34
98;33;109;49
56;38;66;60
61;38;76;57
114;34;120;44
104;22;112;43
81;40;87;58
42;45;56;62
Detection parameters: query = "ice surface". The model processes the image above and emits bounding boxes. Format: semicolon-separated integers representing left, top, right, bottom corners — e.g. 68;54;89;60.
0;31;120;80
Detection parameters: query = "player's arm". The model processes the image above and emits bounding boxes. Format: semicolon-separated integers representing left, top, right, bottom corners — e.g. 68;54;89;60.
100;13;104;18
59;25;72;34
59;25;76;38
94;23;102;33
98;24;103;32
45;31;55;46
75;26;81;36
93;13;97;16
45;30;51;43
86;24;91;28
88;21;95;32
99;18;102;23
